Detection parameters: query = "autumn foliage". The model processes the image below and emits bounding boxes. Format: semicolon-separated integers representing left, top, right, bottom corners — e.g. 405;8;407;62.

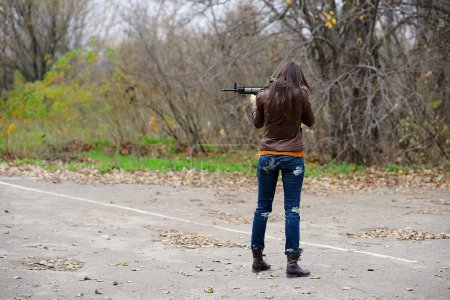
0;0;448;166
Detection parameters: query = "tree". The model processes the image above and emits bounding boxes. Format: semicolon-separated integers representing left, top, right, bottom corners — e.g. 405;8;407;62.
259;0;449;164
0;0;89;89
119;0;280;151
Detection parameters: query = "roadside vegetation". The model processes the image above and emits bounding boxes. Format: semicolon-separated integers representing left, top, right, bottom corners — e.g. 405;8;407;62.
1;140;446;181
1;1;448;175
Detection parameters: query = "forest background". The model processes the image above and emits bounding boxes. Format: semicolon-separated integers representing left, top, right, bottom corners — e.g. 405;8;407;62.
0;0;448;176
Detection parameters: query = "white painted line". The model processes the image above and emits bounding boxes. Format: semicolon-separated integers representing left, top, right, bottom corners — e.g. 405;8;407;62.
0;180;419;263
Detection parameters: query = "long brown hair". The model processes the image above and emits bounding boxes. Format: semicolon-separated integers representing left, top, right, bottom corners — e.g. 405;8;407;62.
268;62;311;113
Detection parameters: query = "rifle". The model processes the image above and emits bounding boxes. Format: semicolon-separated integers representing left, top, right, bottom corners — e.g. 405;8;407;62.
222;78;275;95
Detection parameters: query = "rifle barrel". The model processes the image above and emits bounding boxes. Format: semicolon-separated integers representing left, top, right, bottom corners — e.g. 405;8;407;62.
222;84;268;95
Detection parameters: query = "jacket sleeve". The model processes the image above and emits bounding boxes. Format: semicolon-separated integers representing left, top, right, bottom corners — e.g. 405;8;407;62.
301;94;315;127
252;94;265;128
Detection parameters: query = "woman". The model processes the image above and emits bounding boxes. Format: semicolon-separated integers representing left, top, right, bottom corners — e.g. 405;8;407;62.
250;61;315;277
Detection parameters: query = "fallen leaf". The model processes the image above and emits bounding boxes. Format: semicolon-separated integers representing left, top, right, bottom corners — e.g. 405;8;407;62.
179;270;193;277
346;227;450;240
145;226;246;249
342;286;351;290
24;257;83;271
80;276;92;281
95;288;103;294
4;162;447;196
196;266;203;272
310;276;321;279
204;287;214;293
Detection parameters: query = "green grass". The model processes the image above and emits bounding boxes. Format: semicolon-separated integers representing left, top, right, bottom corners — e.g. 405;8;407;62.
2;149;439;178
0;150;366;177
86;151;257;174
85;153;436;177
385;164;407;173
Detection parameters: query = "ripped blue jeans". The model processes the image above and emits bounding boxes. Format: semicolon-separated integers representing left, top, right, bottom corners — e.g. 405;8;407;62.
251;155;305;255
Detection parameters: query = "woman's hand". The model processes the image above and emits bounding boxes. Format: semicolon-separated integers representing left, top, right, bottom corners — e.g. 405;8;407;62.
249;94;256;106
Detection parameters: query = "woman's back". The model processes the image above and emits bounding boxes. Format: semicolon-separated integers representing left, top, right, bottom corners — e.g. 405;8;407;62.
261;86;308;125
253;84;314;152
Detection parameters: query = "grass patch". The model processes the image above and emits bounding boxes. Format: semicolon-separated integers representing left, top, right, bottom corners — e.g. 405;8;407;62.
385;164;408;173
86;151;258;174
2;149;439;178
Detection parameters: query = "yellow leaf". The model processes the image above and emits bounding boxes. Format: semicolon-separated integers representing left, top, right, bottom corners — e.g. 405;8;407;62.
332;18;337;25
122;262;128;266
360;15;365;21
204;287;214;293
149;116;159;132
7;123;16;134
432;99;442;109
219;128;225;136
329;10;334;16
325;22;332;29
286;0;293;5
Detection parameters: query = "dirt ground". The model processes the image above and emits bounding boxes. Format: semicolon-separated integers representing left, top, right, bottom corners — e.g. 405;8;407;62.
0;175;449;300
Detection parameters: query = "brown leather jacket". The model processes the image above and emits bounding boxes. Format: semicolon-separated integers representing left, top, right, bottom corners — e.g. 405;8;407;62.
252;87;315;152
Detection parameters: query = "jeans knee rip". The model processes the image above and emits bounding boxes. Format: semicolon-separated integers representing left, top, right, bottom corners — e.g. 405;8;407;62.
293;166;303;176
291;206;300;214
261;212;270;219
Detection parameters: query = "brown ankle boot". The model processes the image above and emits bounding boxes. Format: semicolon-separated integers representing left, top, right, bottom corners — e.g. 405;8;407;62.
252;248;271;273
286;252;310;277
